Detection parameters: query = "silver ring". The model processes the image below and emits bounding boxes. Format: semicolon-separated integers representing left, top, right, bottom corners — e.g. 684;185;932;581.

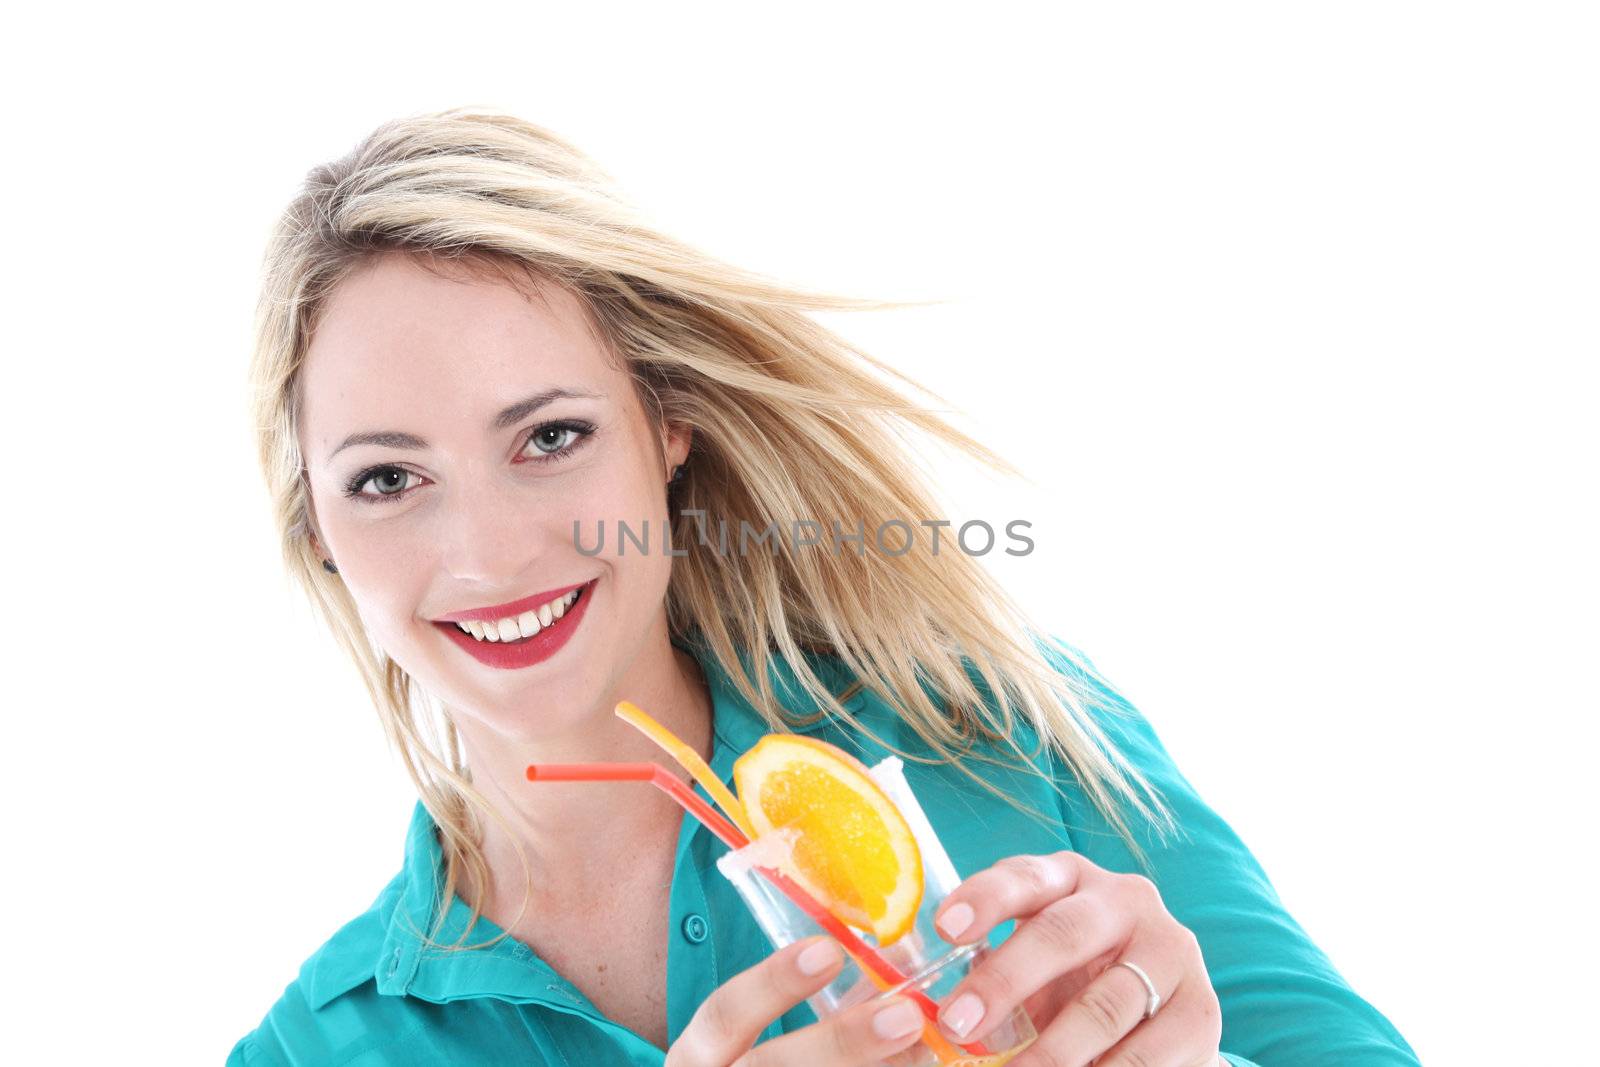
1110;960;1161;1019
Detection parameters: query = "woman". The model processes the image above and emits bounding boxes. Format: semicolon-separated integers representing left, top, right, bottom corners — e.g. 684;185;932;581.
230;107;1420;1066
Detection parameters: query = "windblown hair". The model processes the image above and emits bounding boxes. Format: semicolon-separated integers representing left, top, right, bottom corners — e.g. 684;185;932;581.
249;106;1179;949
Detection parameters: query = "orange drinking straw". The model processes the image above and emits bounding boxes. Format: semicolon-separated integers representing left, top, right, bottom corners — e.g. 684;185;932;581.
526;760;988;1061
615;700;758;840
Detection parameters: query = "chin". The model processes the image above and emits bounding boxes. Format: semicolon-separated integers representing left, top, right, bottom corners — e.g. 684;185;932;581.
453;666;606;744
475;696;604;747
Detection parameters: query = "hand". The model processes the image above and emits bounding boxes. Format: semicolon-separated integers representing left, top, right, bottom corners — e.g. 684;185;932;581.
930;851;1223;1067
665;935;930;1066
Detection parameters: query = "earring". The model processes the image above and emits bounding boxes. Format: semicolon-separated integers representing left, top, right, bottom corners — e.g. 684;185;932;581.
322;559;339;574
670;463;685;484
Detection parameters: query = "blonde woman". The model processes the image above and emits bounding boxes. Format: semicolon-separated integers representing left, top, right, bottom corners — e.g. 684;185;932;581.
230;108;1420;1067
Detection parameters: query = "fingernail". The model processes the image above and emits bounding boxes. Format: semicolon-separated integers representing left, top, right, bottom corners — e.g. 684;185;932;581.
797;939;842;976
936;901;974;940
940;992;984;1038
873;998;923;1040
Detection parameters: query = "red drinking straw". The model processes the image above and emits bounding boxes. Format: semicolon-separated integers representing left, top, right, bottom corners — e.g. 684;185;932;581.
526;761;992;1058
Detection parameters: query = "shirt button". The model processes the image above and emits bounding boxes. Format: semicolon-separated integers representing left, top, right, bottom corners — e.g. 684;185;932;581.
681;913;709;944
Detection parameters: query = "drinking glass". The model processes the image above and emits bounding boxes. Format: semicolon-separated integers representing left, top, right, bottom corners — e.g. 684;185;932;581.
715;755;1037;1066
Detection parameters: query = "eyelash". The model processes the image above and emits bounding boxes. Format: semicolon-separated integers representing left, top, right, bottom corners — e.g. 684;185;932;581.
341;419;598;504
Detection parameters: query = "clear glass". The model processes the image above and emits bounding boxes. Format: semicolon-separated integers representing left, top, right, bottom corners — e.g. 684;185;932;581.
715;755;1037;1066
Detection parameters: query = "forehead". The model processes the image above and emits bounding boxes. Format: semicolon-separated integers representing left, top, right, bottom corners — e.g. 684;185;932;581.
298;252;617;444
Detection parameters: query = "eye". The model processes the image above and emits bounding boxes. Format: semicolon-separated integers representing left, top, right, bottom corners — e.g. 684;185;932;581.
519;419;596;464
343;466;425;503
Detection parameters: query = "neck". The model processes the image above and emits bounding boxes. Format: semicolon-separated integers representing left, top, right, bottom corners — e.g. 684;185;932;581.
447;624;715;921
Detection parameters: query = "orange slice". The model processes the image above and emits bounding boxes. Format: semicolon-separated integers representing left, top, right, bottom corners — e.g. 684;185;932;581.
732;734;923;946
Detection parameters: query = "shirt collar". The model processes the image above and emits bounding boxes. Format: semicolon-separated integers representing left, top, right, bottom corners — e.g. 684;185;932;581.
683;630;865;773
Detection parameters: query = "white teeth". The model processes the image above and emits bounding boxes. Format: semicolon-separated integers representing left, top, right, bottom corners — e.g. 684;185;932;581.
450;584;586;642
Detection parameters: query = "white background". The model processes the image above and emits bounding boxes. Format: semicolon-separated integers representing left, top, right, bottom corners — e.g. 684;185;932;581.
6;3;1594;1063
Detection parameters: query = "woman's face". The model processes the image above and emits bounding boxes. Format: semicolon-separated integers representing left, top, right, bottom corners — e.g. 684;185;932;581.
296;251;690;744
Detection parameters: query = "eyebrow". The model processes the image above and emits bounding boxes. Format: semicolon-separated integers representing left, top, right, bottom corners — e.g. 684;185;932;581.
328;388;603;460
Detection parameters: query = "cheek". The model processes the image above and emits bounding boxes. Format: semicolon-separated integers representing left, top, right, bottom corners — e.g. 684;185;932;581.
569;461;675;595
348;568;433;645
564;447;671;546
316;517;433;635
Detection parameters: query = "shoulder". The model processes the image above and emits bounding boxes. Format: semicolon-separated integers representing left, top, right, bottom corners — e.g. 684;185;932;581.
805;629;1129;761
229;876;421;1066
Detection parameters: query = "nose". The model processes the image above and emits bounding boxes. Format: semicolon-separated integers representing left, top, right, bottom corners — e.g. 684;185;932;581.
435;472;562;587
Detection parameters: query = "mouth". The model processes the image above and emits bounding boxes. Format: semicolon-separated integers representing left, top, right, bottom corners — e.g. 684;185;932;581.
431;577;598;670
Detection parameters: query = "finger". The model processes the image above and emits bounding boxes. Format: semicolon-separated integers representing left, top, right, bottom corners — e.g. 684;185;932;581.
934;852;1091;946
1038;982;1221;1067
1009;945;1187;1066
937;891;1135;1043
669;936;845;1067
736;994;928;1067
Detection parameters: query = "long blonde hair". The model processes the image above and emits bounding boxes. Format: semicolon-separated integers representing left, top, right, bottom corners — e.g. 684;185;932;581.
249;106;1179;949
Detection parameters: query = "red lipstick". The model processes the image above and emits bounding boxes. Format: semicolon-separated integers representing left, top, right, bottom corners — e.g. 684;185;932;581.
432;577;597;671
434;580;592;623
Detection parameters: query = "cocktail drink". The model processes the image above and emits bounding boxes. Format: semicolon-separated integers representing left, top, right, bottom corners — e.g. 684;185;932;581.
527;702;1039;1066
716;751;1037;1067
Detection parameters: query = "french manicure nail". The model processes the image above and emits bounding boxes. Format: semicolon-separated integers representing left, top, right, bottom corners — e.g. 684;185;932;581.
937;901;975;940
873;999;923;1040
941;992;984;1038
797;939;842;976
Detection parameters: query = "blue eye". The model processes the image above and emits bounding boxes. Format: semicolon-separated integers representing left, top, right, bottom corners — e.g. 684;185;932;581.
343;467;422;502
523;421;589;459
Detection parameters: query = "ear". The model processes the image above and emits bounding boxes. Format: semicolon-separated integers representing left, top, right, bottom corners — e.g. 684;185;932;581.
302;500;330;559
662;419;693;473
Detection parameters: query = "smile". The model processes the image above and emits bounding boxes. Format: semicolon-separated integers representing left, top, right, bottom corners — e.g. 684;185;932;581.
432;578;597;670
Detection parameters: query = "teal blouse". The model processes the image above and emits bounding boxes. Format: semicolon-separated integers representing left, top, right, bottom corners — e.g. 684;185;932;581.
228;635;1420;1066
